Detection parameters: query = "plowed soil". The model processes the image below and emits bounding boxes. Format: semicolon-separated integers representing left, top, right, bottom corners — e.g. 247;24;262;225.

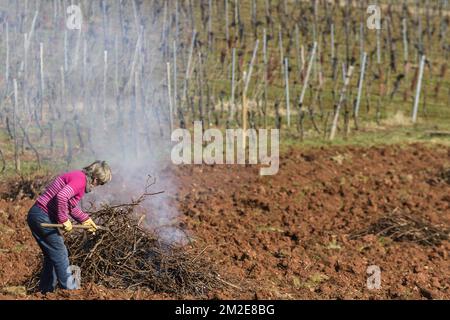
1;143;449;300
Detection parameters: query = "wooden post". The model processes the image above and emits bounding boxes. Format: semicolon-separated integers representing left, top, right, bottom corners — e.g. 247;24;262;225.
39;42;45;120
278;25;284;71
126;30;142;92
197;51;205;127
244;40;260;98
13;79;20;172
173;40;178;124
167;62;174;132
263;28;268;127
25;10;38;53
354;52;367;118
225;0;230;44
295;24;302;77
402;18;409;63
299;42;318;109
182;29;196;112
229;47;236;122
330;66;355;140
360;22;364;63
243;40;259;148
412;55;426;123
330;23;335;60
284;58;290;127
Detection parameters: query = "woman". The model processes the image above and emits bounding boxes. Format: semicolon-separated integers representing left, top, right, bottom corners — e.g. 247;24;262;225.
27;160;112;294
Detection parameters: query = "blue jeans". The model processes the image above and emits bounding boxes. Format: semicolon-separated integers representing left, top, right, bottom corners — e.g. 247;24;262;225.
27;205;77;293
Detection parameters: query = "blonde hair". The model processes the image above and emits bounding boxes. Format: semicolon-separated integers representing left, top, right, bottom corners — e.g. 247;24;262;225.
83;160;112;185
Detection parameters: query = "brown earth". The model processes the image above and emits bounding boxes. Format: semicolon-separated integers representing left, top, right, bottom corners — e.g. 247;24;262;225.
0;143;449;300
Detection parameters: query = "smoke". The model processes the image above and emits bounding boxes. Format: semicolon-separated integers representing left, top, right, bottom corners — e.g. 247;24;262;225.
0;1;184;243
76;1;184;244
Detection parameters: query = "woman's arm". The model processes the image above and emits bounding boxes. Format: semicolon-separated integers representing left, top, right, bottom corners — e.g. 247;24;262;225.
70;205;90;223
55;185;75;223
56;170;89;223
56;186;90;223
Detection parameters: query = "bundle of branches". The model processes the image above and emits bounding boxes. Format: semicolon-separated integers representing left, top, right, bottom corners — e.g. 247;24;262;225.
351;213;449;246
28;180;225;297
2;174;53;200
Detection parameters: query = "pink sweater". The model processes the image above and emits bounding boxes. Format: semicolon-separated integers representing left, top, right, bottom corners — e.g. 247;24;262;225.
36;170;90;224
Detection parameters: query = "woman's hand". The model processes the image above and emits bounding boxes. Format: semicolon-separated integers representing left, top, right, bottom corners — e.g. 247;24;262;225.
82;218;98;234
62;220;73;233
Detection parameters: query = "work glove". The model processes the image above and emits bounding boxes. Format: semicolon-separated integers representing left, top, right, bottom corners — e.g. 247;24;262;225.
82;218;98;234
62;220;73;233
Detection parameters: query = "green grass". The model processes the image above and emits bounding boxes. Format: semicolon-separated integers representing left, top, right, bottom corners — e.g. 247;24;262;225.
281;122;450;152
